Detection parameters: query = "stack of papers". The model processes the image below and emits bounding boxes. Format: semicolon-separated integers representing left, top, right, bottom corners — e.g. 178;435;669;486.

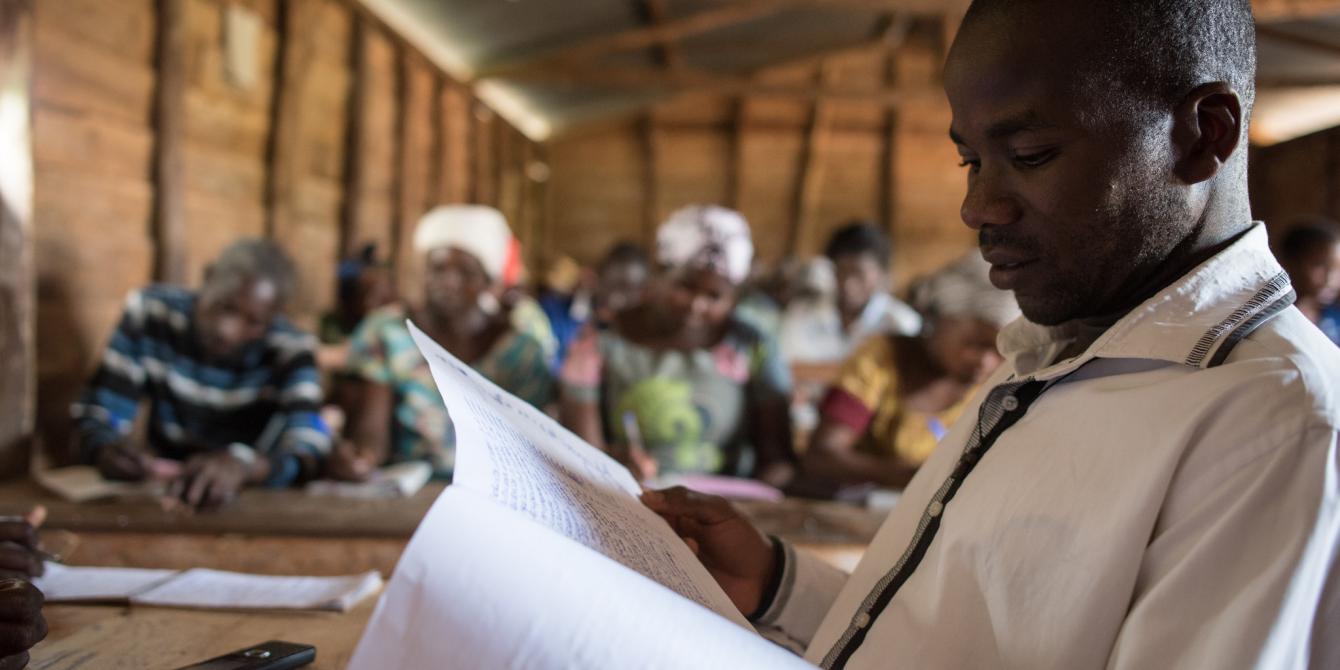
348;322;815;668
34;563;382;612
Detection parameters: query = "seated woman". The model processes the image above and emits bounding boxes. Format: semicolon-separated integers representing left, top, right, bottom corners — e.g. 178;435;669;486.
560;205;796;487
800;255;1019;492
331;205;554;481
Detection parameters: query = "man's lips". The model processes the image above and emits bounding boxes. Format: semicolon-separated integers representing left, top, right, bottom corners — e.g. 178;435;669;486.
981;249;1039;290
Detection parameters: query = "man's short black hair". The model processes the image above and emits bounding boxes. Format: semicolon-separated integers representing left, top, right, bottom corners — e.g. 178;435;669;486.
1279;216;1340;263
599;241;650;272
824;220;891;267
963;0;1257;121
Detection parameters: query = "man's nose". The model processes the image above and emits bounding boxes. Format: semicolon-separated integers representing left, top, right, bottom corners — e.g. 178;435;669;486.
961;173;1022;230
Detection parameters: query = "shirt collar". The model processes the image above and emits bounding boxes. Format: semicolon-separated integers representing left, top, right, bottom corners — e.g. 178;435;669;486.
999;222;1296;377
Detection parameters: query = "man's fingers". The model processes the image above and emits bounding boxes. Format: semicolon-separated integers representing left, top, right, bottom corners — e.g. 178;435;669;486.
0;618;46;657
641;486;736;524
23;508;44;530
0;546;41;579
0;651;30;670
0;581;42;623
184;469;212;508
0;524;36;551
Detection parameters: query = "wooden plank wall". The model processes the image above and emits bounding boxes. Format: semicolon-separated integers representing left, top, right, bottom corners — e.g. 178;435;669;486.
1250;126;1340;238
545;28;974;289
30;0;539;460
0;0;35;477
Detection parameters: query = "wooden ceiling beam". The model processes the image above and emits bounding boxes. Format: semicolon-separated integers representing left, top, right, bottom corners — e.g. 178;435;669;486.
1252;0;1340;22
473;0;941;81
639;0;688;73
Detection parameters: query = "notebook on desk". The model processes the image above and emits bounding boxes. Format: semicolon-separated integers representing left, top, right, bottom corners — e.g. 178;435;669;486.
34;563;382;612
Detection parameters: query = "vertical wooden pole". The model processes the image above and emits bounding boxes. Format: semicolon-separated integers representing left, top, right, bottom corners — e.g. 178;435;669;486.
639;114;660;248
266;0;317;246
727;98;745;210
790;62;833;257
339;15;366;258
152;0;188;284
879;46;899;244
0;0;35;477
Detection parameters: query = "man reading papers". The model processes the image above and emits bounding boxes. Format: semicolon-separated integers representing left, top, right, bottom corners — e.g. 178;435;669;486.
356;2;1337;668
647;1;1340;669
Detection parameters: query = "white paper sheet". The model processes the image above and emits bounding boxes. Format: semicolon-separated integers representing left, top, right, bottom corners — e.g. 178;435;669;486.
34;563;177;602
132;568;382;612
407;322;750;627
350;488;814;669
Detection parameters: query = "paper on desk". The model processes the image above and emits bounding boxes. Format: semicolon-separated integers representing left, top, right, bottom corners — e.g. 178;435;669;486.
132;568;383;612
350;488;814;669
408;322;749;628
35;466;162;503
34;563;177;602
305;461;434;499
34;563;381;612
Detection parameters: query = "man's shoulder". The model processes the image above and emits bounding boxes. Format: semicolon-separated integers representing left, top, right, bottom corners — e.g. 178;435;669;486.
131;284;194;315
1219;307;1340;430
264;316;320;360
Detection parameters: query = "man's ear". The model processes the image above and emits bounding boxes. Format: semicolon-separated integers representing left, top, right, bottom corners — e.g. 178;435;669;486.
1171;82;1243;184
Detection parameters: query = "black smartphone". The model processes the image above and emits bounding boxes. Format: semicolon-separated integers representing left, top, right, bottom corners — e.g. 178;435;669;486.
174;641;316;670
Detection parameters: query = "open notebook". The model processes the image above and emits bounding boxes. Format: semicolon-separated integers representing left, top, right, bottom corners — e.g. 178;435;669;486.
348;322;815;669
34;563;382;612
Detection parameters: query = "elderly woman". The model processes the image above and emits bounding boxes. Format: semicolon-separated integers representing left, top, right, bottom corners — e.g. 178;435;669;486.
560;205;796;487
800;254;1019;491
331;205;553;481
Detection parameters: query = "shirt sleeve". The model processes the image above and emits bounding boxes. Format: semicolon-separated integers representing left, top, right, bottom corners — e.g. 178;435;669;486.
818;336;895;434
752;541;851;653
1106;420;1339;669
262;333;332;487
71;290;149;463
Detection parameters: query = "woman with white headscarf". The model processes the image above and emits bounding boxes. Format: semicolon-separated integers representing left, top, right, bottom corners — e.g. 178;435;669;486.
798;253;1019;494
330;205;553;481
559;205;796;488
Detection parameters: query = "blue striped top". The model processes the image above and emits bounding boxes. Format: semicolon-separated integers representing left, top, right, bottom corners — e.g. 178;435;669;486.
71;285;331;486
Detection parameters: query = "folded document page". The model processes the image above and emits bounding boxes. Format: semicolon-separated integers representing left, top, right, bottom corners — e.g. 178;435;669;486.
34;563;381;612
348;322;815;668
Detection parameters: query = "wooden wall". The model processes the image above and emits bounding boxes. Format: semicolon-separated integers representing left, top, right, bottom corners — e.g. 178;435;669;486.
544;25;974;290
30;0;540;461
1250;125;1340;236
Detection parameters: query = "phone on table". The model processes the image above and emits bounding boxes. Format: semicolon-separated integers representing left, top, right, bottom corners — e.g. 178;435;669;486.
175;641;316;670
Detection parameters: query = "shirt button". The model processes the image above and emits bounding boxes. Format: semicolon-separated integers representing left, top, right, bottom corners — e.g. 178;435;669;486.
1001;395;1020;412
928;501;944;518
853;612;871;629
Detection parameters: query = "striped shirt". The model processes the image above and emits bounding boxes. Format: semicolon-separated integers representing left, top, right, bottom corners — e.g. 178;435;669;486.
71;285;331;486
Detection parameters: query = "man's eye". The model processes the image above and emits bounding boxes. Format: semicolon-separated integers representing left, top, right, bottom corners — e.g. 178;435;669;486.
1013;149;1057;168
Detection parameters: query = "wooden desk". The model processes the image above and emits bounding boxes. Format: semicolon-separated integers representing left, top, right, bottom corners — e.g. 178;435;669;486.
8;478;886;668
0;479;445;576
31;602;375;670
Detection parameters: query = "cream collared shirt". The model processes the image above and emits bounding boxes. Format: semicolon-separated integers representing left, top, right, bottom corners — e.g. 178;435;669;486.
759;223;1340;669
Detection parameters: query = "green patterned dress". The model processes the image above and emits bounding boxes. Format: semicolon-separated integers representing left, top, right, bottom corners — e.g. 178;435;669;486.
346;305;554;479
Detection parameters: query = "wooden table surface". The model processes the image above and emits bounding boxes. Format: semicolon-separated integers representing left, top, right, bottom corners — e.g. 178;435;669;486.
9;478;889;668
31;602;376;670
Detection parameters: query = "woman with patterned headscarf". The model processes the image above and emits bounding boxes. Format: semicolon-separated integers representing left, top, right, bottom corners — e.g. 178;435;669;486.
559;205;796;487
799;253;1019;494
330;205;553;481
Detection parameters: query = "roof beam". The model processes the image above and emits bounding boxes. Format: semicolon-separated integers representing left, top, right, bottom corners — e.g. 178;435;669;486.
1252;0;1340;21
473;0;941;81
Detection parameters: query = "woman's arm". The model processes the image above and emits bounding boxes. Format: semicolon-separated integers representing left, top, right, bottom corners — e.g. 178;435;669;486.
801;419;919;489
